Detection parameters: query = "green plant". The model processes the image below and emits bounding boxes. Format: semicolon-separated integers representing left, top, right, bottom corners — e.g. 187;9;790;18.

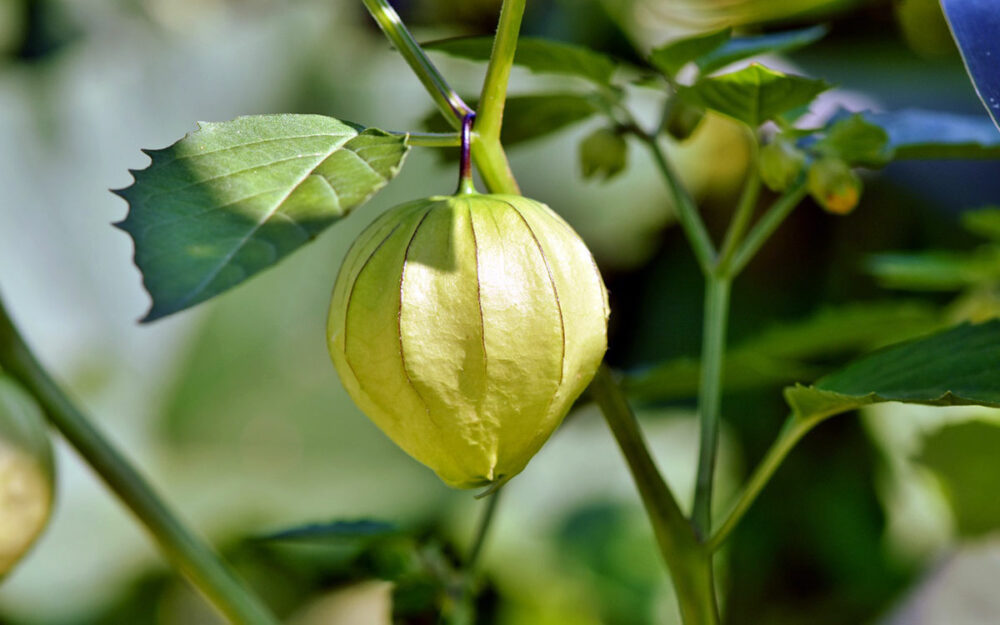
1;1;1000;623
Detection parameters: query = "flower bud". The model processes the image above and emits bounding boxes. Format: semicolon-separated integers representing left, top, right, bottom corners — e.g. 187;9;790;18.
808;156;862;215
327;193;609;489
759;137;806;192
0;375;54;575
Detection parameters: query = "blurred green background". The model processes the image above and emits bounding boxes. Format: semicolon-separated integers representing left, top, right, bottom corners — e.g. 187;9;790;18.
2;0;1000;623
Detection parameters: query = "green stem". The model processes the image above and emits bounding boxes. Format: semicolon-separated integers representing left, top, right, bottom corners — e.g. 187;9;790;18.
397;131;462;147
708;416;817;552
591;367;720;624
0;298;278;625
691;276;731;539
476;0;525;144
467;487;501;571
361;0;472;128
717;137;761;272
729;183;808;276
641;133;716;273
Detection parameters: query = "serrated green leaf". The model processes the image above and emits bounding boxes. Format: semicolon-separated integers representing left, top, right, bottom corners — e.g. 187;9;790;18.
625;301;939;401
258;519;400;543
785;320;1000;422
579;127;628;181
115;114;409;321
425;36;619;85
917;420;1000;537
679;64;830;127
814;114;891;167
423;94;599;158
696;25;828;75
649;28;731;77
855;109;1000;159
961;207;1000;241
866;248;1000;291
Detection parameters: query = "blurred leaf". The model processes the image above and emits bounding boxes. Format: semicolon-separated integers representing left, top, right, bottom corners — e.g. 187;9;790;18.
855;109;1000;159
917;420;1000;537
679;64;830;127
626;301;939;401
115;115;409;321
697;25;829;75
259;519;400;543
941;0;1000;130
961;206;1000;241
425;36;619;85
649;28;730;77
866;247;1000;291
814;114;891;167
785;320;1000;422
423;94;600;158
579;128;628;180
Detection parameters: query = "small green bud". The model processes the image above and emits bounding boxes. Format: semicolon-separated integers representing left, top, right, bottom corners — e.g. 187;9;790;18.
808;156;862;215
759;138;807;192
664;99;706;141
0;376;54;576
579;128;628;181
327;193;610;489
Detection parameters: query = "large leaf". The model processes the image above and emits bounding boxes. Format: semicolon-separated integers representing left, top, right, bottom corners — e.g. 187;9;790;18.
649;28;731;77
855;109;1000;159
696;25;828;75
812;114;891;167
115;114;409;321
679;64;830;127
866;247;1000;291
785;320;1000;422
917;420;1000;537
941;0;1000;130
425;36;619;85
625;301;938;401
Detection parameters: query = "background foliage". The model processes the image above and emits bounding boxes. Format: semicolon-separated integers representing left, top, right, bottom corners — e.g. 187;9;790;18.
1;0;1000;623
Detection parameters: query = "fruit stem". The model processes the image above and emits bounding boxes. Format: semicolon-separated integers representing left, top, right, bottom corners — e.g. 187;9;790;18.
457;112;477;195
0;296;278;625
728;182;808;276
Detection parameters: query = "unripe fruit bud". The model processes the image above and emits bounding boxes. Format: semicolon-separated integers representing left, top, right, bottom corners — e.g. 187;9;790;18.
808;156;862;215
759;138;806;192
579;128;628;181
327;193;609;489
665;99;705;141
0;376;54;575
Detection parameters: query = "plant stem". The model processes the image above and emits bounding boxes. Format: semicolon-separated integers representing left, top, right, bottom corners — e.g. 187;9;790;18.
397;132;462;147
640;133;716;273
708;416;817;552
717;136;761;272
361;0;472;127
591;366;720;624
729;183;808;276
476;0;525;145
691;276;731;539
467;487;501;571
0;298;278;625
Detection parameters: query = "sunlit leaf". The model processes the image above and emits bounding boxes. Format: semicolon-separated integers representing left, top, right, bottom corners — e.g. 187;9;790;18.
649;28;730;77
425;36;619;85
679;64;830;127
941;0;1000;130
785;321;1000;422
961;207;1000;241
696;25;828;75
917;420;1000;537
115;114;409;321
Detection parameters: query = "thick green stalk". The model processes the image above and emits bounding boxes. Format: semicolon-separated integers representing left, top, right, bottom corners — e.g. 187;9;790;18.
591;366;720;624
691;276;731;538
0;298;278;625
476;0;525;144
708;416;817;552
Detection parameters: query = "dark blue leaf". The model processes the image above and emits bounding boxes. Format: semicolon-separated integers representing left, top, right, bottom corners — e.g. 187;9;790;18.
941;0;1000;130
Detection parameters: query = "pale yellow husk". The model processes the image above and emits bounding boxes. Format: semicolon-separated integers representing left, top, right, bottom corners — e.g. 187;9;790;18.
328;193;609;489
